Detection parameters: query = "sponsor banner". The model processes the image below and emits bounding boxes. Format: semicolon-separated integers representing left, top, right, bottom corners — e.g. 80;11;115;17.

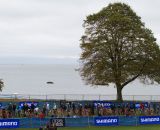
50;118;65;127
0;119;19;128
19;101;38;107
94;117;119;126
94;101;148;109
94;101;112;108
135;102;148;109
139;116;160;125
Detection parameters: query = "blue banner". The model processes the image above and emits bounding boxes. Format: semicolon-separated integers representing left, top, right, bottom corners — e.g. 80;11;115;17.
19;101;38;107
94;101;112;108
135;102;148;109
139;116;160;125
94;117;119;126
0;119;19;128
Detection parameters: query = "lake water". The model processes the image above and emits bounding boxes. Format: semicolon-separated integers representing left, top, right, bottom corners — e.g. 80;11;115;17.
0;64;160;98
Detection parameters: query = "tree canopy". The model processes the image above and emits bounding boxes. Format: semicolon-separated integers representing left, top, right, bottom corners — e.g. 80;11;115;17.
79;3;160;101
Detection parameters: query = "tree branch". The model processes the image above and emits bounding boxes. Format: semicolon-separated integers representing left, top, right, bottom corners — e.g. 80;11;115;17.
121;74;140;88
121;61;147;88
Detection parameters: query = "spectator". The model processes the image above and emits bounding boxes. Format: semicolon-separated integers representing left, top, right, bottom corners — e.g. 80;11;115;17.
31;102;35;113
7;103;13;118
39;111;45;119
2;108;7;118
12;103;17;117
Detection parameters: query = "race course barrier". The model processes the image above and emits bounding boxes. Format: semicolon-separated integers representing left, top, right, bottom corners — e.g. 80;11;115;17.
1;116;160;128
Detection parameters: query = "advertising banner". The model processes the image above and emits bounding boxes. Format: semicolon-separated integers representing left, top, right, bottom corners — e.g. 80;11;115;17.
135;102;148;109
0;119;19;128
50;118;65;127
94;101;112;108
94;117;119;126
19;101;38;107
139;116;160;125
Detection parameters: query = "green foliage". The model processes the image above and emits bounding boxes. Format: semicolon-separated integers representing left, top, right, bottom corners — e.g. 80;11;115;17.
80;3;160;101
0;79;4;91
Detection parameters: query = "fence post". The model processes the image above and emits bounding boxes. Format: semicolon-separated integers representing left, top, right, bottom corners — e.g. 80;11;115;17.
30;118;33;128
46;95;48;101
150;95;152;101
136;116;138;126
88;116;90;127
64;94;66;100
99;95;101;100
29;95;31;101
40;118;42;128
82;94;84;100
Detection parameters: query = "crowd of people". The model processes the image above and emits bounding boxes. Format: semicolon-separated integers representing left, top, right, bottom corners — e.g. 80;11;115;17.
0;101;160;118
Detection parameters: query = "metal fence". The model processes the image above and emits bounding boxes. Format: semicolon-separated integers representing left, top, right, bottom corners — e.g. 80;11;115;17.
0;94;160;101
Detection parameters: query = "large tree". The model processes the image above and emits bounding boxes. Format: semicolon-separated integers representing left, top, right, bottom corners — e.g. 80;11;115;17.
80;3;160;102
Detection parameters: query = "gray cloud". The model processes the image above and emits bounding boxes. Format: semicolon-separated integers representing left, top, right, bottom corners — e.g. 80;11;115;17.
0;0;160;64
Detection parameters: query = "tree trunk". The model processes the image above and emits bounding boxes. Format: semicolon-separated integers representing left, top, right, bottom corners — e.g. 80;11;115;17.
116;86;123;102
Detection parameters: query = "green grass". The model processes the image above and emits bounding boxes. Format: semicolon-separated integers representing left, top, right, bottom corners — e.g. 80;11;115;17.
7;125;160;130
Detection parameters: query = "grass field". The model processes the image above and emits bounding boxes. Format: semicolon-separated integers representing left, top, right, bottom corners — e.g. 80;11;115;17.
7;125;160;130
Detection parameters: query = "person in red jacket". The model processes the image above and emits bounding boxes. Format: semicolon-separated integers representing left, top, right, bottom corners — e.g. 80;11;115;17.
39;111;45;119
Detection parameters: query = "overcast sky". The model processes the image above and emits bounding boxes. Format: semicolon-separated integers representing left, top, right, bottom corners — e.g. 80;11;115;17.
0;0;160;64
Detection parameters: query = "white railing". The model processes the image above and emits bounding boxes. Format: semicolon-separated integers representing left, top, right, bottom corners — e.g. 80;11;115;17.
0;94;160;101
